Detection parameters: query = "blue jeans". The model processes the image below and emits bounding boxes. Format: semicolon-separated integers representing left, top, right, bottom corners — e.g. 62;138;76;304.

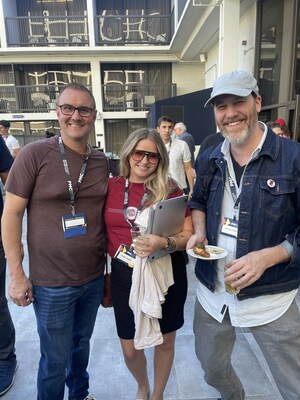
33;275;104;400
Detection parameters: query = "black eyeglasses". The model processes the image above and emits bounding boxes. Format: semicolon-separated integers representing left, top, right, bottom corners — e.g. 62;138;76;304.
58;104;95;117
130;149;161;164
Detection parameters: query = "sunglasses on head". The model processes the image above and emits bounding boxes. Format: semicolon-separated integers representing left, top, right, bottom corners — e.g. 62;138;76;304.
130;149;161;164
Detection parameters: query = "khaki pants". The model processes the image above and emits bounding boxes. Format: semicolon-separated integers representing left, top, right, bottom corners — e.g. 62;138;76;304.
193;297;300;400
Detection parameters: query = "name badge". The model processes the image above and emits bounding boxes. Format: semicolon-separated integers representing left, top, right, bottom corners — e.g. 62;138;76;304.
220;217;238;238
114;244;136;268
62;212;87;238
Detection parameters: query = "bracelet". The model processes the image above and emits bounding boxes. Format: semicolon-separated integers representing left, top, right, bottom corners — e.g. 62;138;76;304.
163;236;177;254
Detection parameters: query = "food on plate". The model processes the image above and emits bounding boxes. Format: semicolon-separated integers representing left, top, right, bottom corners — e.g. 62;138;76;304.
193;242;210;258
206;246;225;255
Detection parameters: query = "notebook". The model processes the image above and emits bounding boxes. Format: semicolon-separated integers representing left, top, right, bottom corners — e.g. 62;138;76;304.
147;195;188;260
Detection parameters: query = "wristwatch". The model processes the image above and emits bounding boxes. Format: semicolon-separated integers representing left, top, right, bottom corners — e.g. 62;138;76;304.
163;237;176;253
163;237;172;250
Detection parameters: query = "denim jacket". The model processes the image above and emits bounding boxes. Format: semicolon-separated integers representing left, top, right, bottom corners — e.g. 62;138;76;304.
190;127;300;300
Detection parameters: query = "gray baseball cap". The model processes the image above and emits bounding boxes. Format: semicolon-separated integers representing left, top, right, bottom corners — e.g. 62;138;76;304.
204;70;259;107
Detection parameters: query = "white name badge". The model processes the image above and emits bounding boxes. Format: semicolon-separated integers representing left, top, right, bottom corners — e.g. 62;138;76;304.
62;212;87;238
114;244;136;268
220;217;238;238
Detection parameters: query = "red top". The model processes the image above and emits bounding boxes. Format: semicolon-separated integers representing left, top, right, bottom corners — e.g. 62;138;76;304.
104;176;190;257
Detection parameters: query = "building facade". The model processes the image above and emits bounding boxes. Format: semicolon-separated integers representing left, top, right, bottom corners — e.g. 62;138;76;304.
0;0;299;153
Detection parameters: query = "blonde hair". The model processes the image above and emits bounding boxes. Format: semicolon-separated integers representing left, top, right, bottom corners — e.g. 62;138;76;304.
119;128;175;205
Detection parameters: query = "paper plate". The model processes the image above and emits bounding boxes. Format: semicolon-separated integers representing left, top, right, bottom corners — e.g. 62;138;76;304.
187;246;228;260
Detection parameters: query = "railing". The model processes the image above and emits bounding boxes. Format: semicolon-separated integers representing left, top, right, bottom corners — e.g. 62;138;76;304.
5;13;89;47
5;12;172;47
0;85;91;113
102;83;176;111
95;13;172;45
0;83;175;113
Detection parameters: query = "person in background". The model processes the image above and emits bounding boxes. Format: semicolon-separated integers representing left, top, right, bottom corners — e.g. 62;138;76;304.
45;131;55;138
193;132;224;172
0;120;21;158
156;116;194;198
2;83;108;400
0;137;16;396
105;128;193;400
187;70;300;400
267;121;291;139
173;122;196;166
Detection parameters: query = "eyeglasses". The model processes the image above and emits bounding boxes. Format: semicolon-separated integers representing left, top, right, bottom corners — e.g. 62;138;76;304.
130;149;161;164
58;104;95;117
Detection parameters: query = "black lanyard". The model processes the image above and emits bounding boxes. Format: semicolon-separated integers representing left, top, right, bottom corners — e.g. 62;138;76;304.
58;136;89;215
123;178;147;227
227;166;240;220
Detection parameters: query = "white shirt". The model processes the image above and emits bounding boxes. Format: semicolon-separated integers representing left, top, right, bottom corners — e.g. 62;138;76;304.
4;135;20;155
165;138;191;189
197;122;297;327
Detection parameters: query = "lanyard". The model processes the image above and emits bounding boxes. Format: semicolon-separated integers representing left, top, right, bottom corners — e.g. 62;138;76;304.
58;136;89;215
227;166;240;220
123;178;147;227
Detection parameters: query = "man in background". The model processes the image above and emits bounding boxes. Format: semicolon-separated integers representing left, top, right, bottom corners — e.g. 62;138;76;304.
174;122;196;166
157;116;194;197
0;121;21;158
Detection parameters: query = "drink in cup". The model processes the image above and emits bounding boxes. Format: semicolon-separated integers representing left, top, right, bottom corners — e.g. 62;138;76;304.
224;265;240;295
130;226;147;250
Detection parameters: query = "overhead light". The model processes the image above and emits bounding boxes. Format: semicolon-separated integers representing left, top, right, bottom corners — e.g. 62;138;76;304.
200;53;207;63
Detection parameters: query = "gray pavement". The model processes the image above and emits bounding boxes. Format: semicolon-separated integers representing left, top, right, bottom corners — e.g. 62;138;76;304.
4;216;297;399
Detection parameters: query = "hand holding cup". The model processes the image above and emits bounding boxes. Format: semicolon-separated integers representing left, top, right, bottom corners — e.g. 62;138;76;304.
130;226;148;256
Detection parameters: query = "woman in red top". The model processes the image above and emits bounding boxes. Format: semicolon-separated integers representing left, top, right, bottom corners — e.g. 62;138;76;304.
104;128;193;400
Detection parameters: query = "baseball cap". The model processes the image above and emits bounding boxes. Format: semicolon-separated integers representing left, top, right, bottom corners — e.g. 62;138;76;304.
0;120;10;128
204;70;259;107
275;118;286;127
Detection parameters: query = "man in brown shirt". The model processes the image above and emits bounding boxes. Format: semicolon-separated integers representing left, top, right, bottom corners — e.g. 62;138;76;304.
2;83;108;400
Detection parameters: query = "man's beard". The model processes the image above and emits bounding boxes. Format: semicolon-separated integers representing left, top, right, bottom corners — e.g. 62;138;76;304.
218;106;258;146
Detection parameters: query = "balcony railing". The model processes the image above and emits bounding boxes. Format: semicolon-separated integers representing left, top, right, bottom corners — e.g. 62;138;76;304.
102;83;176;111
0;85;90;113
5;12;172;47
0;83;176;113
95;13;171;45
5;13;89;47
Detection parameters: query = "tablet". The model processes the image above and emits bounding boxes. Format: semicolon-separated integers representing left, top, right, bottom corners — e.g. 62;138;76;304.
148;195;188;260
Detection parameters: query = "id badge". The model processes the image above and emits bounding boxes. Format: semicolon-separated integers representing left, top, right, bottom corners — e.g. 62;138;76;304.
62;212;87;238
220;217;238;238
114;244;136;268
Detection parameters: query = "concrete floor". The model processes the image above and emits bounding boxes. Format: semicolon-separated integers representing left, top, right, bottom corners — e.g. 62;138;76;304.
5;216;296;399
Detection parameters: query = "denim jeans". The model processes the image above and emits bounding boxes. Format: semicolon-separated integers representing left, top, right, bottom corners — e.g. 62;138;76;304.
33;275;104;400
0;235;16;364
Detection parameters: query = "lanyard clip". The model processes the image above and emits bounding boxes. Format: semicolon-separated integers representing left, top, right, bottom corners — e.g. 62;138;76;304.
70;204;75;216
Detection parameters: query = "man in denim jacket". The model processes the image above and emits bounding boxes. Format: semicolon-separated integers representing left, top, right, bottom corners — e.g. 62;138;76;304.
187;70;300;400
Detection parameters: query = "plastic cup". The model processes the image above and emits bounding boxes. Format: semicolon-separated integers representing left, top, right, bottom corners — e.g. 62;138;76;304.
130;226;147;240
224;266;240;295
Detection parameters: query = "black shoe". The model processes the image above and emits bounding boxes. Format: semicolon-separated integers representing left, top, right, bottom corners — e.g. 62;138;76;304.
0;359;18;396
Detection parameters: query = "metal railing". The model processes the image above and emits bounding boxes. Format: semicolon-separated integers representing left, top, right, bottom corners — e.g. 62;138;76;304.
0;85;90;113
5;12;172;47
0;83;175;113
96;13;172;45
5;14;89;47
102;83;176;111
